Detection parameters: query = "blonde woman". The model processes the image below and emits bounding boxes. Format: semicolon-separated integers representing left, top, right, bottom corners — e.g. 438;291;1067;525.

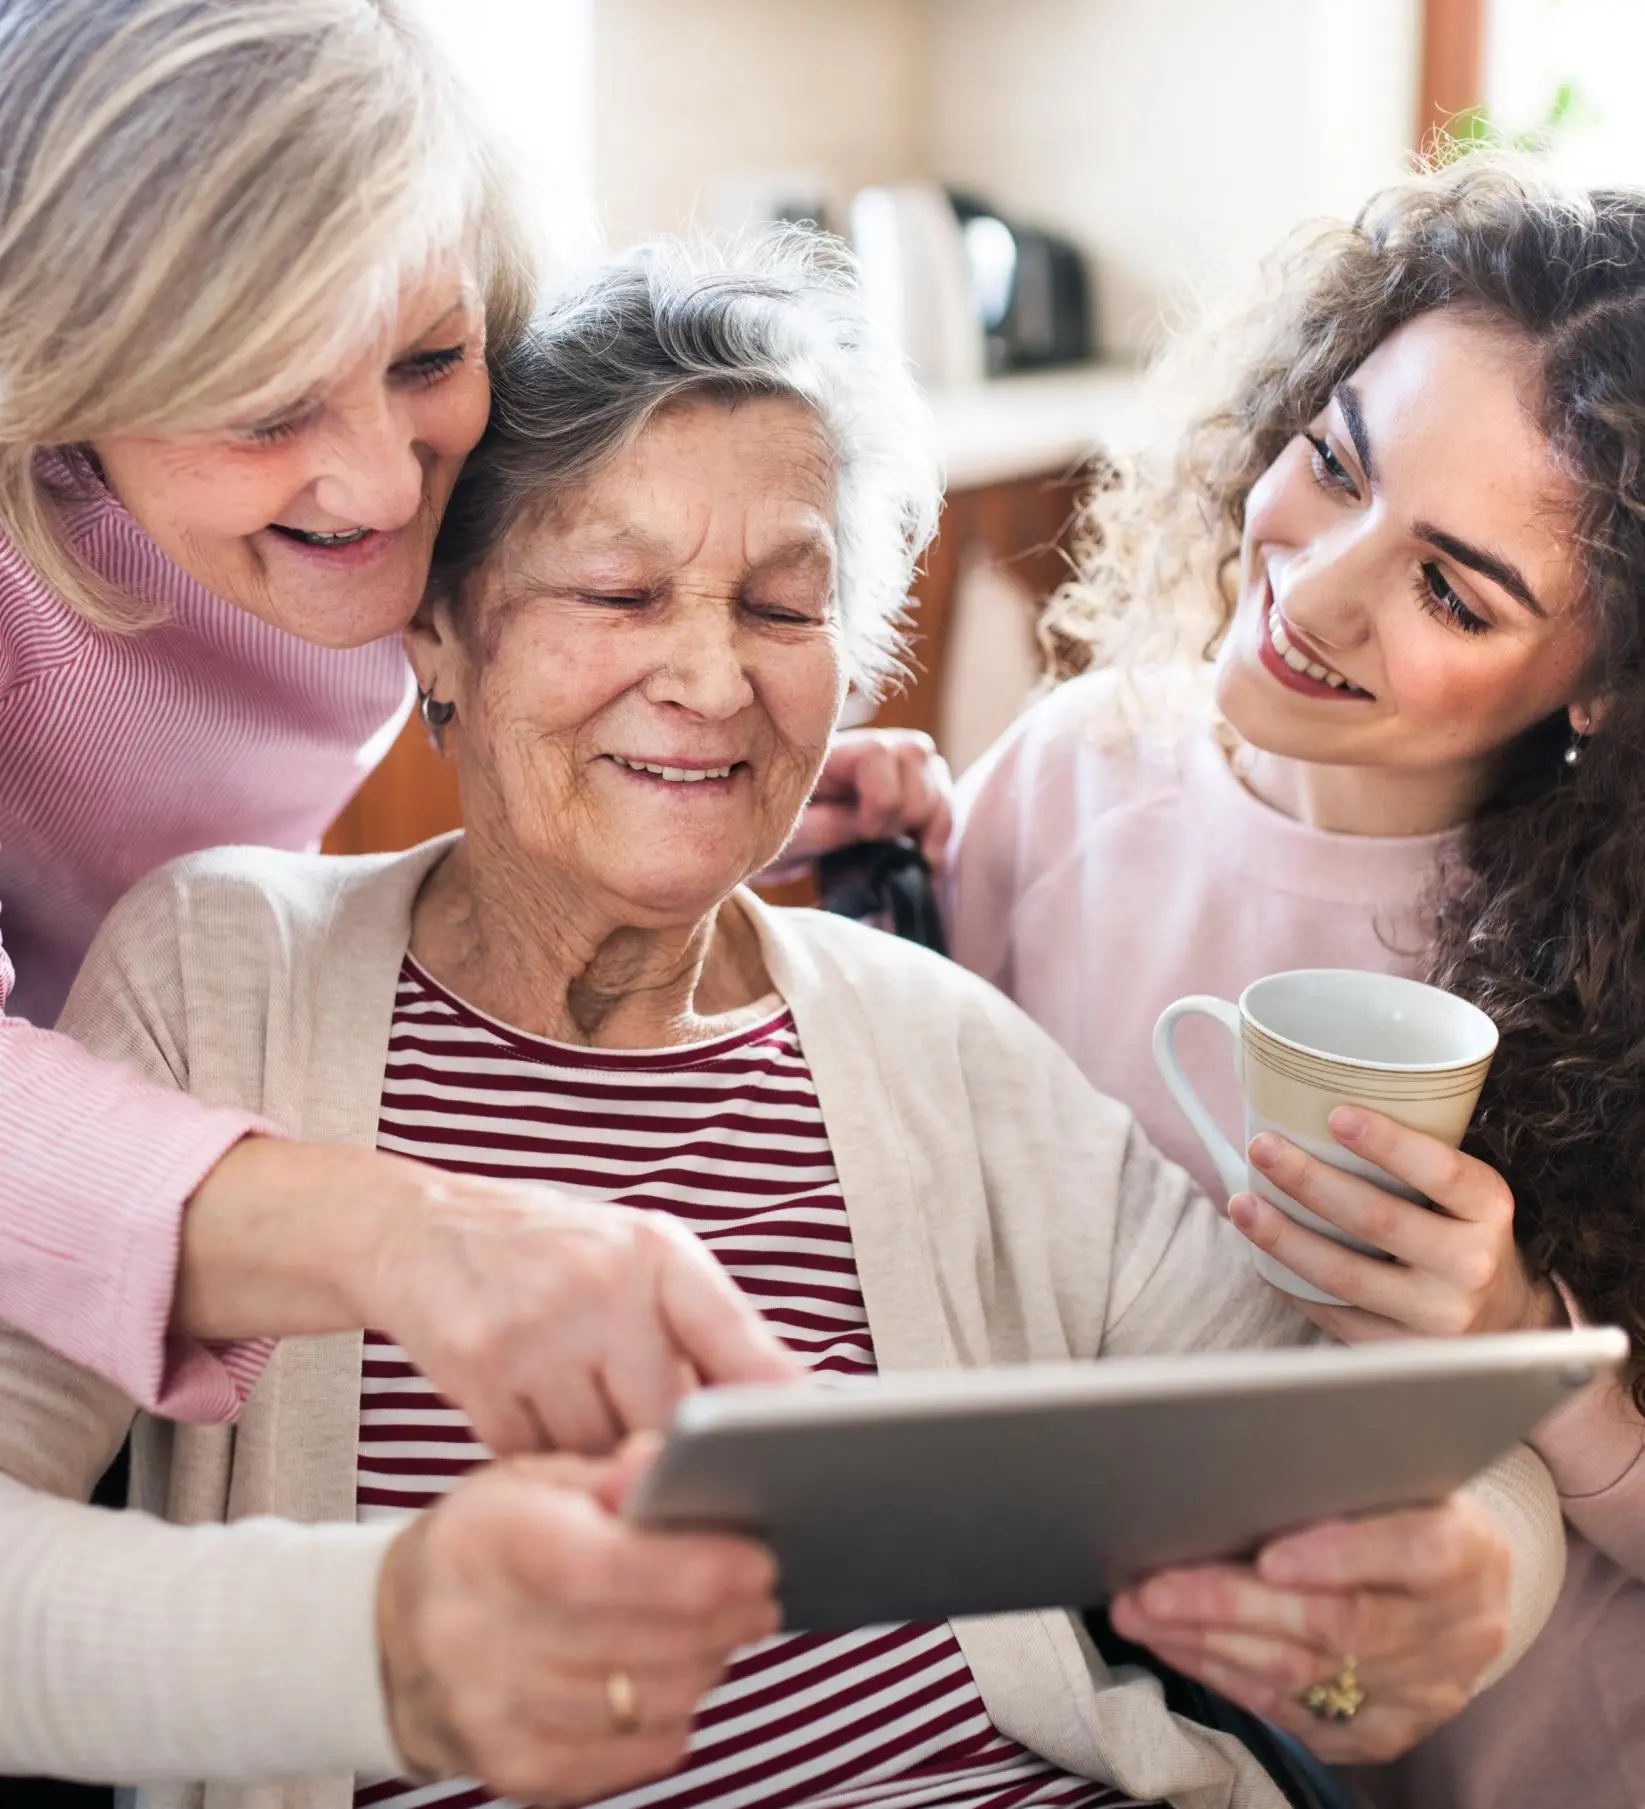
948;158;1645;1808
0;0;944;1793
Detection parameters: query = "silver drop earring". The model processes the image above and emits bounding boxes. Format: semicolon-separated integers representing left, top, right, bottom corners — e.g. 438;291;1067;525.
1565;731;1587;768
418;686;455;746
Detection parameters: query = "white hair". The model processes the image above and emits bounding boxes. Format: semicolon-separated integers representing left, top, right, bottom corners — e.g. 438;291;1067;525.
0;0;537;627
429;229;943;694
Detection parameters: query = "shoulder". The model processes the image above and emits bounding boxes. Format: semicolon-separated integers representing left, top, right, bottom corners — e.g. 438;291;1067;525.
947;666;1213;927
92;840;446;977
760;903;1119;1103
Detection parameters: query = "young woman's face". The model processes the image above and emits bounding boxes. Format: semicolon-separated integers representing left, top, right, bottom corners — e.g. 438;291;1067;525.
92;261;489;650
1215;309;1594;785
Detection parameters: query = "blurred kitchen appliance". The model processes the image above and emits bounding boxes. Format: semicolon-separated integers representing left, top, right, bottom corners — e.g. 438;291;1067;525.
849;183;1093;386
848;180;987;389
950;191;1094;374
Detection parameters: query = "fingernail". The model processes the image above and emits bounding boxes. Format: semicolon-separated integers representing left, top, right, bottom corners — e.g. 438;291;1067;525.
1248;1133;1282;1167
1331;1106;1368;1143
1229;1193;1260;1232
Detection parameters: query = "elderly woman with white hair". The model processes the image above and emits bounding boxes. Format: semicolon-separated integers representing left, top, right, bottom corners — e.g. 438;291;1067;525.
0;235;1566;1809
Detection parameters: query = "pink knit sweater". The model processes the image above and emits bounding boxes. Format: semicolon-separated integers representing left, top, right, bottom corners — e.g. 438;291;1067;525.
948;672;1645;1809
0;456;411;1416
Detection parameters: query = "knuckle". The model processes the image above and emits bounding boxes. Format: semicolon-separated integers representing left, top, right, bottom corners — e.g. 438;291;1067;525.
1453;1243;1500;1297
1428;1295;1476;1338
1434;1147;1470;1199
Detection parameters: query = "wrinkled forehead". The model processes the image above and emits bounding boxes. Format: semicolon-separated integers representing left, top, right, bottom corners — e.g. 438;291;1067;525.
506;394;839;575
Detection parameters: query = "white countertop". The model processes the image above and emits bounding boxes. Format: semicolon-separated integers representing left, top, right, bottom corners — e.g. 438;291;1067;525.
926;362;1150;490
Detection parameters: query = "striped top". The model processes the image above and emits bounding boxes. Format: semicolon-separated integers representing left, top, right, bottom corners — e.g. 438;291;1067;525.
357;957;1143;1809
0;456;408;1416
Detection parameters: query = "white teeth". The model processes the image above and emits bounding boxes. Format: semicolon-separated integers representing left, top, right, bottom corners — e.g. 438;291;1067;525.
612;756;734;783
278;525;370;547
1268;605;1356;691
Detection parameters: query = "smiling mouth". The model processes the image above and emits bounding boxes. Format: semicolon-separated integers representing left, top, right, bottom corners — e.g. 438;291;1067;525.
1263;592;1371;698
609;755;741;784
268;524;374;548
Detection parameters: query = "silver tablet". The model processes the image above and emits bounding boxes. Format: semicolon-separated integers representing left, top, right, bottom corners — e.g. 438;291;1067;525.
628;1328;1626;1629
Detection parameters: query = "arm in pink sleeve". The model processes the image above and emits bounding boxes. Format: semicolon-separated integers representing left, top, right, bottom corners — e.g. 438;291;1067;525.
1528;1279;1645;1576
0;921;270;1421
943;709;1037;993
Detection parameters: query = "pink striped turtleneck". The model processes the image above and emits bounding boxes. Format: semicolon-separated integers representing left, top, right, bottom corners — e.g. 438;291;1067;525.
0;455;411;1414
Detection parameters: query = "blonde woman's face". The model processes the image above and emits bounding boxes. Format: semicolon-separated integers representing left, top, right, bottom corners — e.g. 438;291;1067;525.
1215;309;1594;786
92;264;489;649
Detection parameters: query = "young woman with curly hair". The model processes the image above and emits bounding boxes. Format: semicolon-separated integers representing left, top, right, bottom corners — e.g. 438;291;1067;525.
948;154;1645;1809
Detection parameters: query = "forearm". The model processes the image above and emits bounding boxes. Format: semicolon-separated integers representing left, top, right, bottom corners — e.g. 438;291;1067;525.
1460;1441;1566;1691
0;1474;398;1783
175;1139;430;1341
0;1016;262;1417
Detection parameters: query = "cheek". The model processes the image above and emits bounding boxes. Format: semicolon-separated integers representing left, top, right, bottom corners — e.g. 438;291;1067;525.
470;618;641;761
100;439;308;544
757;637;844;763
1378;628;1576;741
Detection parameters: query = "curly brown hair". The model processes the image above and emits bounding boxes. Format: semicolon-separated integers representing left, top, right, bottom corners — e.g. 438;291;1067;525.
1045;153;1645;1404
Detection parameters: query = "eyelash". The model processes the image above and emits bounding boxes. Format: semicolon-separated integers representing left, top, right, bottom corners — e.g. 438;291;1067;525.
240;345;468;444
1305;431;1357;496
1414;563;1489;636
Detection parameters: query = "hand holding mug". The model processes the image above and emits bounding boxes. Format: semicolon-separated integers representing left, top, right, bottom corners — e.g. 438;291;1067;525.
1152;968;1498;1305
1229;1106;1565;1344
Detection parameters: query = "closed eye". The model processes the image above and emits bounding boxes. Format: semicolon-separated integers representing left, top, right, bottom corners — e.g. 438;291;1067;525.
394;344;467;388
1415;562;1489;636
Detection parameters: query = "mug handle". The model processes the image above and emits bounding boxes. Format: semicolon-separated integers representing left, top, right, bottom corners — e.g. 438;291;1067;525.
1152;996;1247;1198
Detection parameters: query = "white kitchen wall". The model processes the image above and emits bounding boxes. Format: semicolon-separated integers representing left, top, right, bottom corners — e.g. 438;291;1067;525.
925;0;1423;356
592;0;927;248
590;0;1422;356
411;0;598;264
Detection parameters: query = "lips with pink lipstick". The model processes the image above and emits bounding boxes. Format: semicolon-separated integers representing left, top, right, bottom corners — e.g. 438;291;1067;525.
1258;586;1373;701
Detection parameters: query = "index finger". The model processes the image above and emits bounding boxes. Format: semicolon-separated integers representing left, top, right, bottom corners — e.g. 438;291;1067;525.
1328;1107;1508;1224
654;1221;801;1387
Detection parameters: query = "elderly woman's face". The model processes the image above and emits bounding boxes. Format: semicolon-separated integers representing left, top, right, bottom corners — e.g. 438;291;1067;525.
423;394;846;922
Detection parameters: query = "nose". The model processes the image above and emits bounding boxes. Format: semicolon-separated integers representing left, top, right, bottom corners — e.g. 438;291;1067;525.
1271;528;1375;652
643;602;756;720
308;392;427;531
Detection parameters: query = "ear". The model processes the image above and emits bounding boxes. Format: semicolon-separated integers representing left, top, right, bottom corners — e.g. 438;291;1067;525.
404;586;461;700
1568;694;1607;738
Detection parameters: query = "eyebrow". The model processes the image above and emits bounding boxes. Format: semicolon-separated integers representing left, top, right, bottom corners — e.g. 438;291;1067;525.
395;297;472;359
1334;383;1375;483
1412;522;1547;617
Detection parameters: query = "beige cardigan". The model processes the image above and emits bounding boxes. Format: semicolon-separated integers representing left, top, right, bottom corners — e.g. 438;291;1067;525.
0;837;1564;1809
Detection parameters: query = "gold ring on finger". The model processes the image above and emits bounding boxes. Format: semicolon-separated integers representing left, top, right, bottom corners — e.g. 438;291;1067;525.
606;1667;641;1736
1299;1654;1365;1723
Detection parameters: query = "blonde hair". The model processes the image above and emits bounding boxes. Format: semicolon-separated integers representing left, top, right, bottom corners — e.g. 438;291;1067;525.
0;0;537;628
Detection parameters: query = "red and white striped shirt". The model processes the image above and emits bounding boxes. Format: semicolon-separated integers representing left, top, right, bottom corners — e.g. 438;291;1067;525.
0;457;408;1416
357;957;1144;1809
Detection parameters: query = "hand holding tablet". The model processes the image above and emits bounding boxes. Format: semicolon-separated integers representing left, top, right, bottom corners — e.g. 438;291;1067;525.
628;1328;1623;1630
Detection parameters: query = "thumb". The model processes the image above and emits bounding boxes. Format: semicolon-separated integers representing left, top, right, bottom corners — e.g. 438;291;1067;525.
595;1431;666;1515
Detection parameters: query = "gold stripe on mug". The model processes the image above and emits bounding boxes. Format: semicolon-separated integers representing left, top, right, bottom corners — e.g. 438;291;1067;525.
1243;1026;1492;1100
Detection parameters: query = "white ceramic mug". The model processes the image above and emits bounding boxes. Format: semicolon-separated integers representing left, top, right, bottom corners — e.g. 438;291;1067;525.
1152;969;1499;1303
